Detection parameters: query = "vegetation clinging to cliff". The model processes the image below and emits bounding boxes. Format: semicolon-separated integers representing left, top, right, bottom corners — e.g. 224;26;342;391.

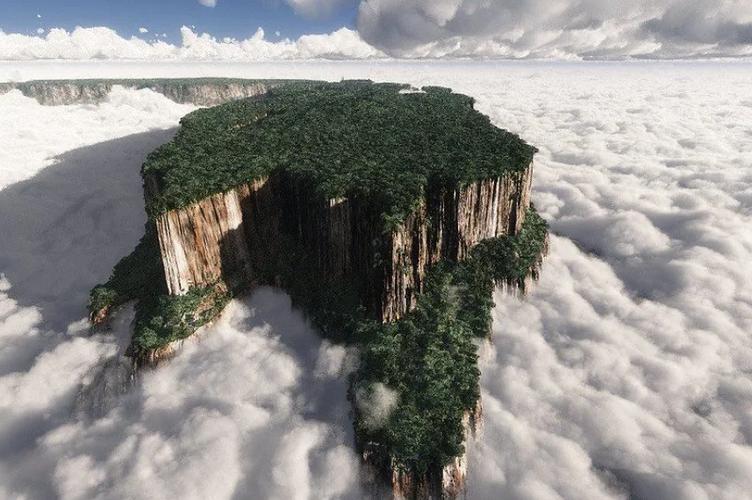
142;80;537;225
353;208;548;473
88;223;165;320
131;285;231;353
89;78;546;481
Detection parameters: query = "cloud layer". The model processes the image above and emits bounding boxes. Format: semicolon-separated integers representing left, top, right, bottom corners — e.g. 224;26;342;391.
0;89;362;499
3;0;752;59
453;62;752;499
1;63;751;498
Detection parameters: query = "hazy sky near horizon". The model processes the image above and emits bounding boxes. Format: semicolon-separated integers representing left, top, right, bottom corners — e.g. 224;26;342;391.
1;0;751;59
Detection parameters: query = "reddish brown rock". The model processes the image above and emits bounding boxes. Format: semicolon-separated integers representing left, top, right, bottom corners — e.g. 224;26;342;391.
154;162;535;324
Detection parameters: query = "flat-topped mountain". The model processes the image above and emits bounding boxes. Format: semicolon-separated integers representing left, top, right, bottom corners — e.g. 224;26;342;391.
88;79;548;499
0;78;290;106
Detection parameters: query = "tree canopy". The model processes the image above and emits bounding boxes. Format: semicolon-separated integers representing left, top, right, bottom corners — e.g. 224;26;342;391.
142;80;536;223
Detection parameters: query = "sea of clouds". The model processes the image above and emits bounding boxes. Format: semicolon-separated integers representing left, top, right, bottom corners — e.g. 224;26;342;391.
0;61;751;499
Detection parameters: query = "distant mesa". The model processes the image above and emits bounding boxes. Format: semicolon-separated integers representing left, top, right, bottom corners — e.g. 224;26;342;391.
0;78;288;106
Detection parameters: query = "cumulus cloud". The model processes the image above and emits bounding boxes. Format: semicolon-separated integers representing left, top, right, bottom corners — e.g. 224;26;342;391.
446;62;752;499
198;0;217;7
0;25;383;60
178;26;383;59
138;27;148;34
2;1;752;61
0;87;194;189
644;0;752;47
0;288;363;499
356;0;752;58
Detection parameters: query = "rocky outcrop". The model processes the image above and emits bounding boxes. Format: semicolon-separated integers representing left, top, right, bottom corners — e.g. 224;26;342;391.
0;79;279;106
152;163;535;324
362;401;483;499
148;164;536;498
155;183;258;294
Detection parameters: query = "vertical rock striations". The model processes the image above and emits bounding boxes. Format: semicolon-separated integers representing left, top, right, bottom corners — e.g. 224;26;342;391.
362;402;483;499
147;164;536;499
382;167;534;322
152;163;535;325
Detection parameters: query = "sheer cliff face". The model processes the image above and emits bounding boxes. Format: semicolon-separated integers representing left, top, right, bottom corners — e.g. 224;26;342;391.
155;180;262;295
153;162;535;323
2;81;273;106
383;167;534;321
362;403;481;500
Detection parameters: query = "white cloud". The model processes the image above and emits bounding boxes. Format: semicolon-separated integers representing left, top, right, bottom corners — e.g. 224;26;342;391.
356;0;752;58
1;63;751;499
3;0;752;60
0;27;177;60
138;27;148;34
0;87;194;187
445;63;752;499
2;2;752;61
0;26;384;60
0;289;362;499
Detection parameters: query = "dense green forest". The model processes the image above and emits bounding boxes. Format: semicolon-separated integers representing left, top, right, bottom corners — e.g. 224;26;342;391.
142;80;536;224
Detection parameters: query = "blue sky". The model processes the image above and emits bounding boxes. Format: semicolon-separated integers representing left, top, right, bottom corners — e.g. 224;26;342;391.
0;0;358;39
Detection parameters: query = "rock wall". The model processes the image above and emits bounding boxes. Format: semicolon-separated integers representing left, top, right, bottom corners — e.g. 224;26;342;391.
362;401;482;500
1;80;275;106
153;162;535;323
155;182;259;294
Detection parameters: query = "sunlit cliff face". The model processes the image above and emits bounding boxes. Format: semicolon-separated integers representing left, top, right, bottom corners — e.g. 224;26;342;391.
1;61;751;499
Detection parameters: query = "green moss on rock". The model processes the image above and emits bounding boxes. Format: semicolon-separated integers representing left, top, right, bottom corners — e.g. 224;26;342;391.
131;284;231;354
